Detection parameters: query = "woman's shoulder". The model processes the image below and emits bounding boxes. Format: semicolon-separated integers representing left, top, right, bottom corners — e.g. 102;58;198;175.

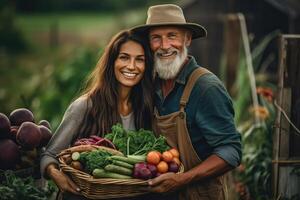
66;96;92;115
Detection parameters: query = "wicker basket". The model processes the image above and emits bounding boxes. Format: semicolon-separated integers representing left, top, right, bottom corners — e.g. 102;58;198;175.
58;145;184;199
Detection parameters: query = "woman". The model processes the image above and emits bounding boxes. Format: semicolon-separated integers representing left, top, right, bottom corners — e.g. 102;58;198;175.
40;29;154;199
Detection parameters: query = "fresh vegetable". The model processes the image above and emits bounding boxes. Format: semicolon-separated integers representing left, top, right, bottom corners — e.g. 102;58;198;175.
0;139;21;170
92;168;132;179
38;120;51;130
133;162;155;180
162;151;173;162
156;161;168;173
146;164;157;177
127;155;146;162
38;125;52;147
0;113;11;139
104;164;133;176
146;151;161;165
110;155;141;165
138;168;152;180
71;161;83;171
112;160;134;169
104;123;170;155
74;135;116;149
144;149;181;175
168;148;180;158
16;122;42;150
9;108;34;126
168;161;179;173
79;150;112;173
71;152;80;161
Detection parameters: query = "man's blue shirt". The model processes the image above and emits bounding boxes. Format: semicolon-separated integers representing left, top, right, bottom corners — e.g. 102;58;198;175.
154;56;242;167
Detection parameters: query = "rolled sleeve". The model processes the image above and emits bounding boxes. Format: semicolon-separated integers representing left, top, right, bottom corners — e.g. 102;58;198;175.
40;97;88;178
214;145;241;167
195;84;242;167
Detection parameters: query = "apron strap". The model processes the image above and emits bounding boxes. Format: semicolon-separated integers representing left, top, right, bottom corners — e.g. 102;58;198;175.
179;67;211;109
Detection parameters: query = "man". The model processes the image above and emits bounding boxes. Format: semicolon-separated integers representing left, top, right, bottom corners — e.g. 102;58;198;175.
132;4;242;200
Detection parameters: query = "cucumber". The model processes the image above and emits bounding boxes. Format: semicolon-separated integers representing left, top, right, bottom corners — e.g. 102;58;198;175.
104;164;133;176
112;160;134;169
92;168;132;179
110;155;141;165
71;152;80;161
127;155;146;162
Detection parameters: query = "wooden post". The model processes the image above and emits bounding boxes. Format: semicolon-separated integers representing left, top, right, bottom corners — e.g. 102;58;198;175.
273;34;300;199
223;14;241;95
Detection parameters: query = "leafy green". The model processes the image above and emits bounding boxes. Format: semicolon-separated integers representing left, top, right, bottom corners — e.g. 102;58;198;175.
105;123;170;155
0;171;55;200
79;150;112;173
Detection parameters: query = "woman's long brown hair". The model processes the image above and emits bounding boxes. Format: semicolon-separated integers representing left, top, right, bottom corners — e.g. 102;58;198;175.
73;30;153;141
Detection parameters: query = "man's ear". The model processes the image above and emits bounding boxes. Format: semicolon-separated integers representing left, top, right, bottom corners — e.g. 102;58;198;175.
185;31;192;47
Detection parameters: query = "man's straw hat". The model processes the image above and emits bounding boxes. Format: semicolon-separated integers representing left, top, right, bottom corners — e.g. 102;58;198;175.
131;4;207;39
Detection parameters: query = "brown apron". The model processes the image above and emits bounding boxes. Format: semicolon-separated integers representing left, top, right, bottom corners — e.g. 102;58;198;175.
154;68;228;200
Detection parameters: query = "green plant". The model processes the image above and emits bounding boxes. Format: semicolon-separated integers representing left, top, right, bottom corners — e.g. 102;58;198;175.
0;171;56;200
227;30;280;199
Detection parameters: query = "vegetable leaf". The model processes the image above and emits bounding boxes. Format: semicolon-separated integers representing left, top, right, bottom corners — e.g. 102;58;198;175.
104;123;170;155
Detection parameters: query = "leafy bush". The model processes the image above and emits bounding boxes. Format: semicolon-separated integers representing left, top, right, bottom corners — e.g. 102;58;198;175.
0;171;56;200
34;47;99;129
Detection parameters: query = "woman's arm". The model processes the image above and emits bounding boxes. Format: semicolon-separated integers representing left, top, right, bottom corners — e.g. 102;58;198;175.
40;97;89;194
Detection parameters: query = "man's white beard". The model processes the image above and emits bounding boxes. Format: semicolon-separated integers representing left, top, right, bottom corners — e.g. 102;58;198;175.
154;46;188;80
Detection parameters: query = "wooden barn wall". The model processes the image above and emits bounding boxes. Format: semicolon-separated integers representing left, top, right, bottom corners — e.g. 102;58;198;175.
183;0;235;75
183;0;299;76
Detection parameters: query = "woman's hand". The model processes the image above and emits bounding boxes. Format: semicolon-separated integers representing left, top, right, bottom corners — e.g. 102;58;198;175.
47;164;81;195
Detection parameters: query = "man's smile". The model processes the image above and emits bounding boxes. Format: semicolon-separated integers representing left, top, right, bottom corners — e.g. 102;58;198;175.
157;50;178;59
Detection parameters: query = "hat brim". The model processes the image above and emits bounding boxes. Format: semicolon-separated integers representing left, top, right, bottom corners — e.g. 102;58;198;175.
130;22;207;39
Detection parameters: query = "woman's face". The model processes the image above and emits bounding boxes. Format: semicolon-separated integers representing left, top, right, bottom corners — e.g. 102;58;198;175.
114;40;146;88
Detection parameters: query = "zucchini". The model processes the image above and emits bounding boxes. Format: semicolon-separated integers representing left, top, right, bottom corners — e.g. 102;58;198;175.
112;160;134;169
92;168;132;179
104;164;133;176
110;155;141;165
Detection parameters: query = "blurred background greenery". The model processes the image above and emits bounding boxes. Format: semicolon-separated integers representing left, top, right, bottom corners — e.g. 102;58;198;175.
0;0;177;129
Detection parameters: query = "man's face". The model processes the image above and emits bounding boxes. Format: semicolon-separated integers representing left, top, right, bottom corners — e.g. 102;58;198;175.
149;26;192;79
149;26;191;55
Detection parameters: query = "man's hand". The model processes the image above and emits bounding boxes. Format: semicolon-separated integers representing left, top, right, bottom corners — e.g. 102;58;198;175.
47;164;81;195
148;172;185;193
148;154;232;194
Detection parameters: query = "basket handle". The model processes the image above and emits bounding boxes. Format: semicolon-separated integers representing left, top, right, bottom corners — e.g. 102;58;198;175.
56;144;99;158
